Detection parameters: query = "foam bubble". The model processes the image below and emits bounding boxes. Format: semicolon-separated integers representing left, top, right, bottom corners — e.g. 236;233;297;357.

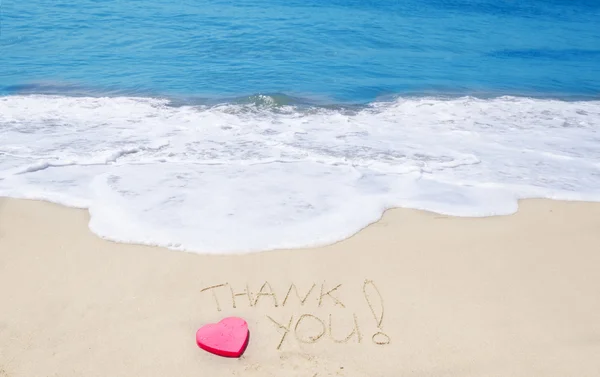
1;94;599;253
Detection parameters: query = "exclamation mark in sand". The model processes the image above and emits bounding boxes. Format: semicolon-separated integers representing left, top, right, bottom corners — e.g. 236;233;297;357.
363;280;391;345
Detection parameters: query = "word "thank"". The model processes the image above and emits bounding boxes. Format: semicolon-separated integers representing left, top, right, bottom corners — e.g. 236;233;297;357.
200;282;345;311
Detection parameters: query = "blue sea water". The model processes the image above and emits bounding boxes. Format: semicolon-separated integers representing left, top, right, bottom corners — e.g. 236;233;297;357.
2;0;600;101
1;0;600;253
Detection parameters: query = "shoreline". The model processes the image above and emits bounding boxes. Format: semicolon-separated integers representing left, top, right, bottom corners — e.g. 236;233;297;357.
1;195;597;255
1;197;600;376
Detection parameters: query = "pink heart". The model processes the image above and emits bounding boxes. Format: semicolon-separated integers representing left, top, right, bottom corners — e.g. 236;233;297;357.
196;317;249;358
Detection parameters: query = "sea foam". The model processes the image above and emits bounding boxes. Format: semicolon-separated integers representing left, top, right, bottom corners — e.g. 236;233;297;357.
1;95;599;253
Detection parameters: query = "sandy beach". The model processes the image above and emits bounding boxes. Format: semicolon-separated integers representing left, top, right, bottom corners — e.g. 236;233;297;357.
1;197;599;377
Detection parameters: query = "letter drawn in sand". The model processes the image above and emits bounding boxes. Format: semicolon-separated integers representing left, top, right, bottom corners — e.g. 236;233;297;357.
283;283;316;307
200;283;227;312
294;314;326;344
328;313;362;343
363;280;390;345
254;281;279;307
267;315;294;350
318;283;345;308
230;283;254;309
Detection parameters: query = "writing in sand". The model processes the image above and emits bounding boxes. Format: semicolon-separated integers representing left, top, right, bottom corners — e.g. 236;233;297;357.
201;280;390;349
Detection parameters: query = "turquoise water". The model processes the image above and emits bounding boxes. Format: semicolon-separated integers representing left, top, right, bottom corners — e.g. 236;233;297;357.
1;1;600;253
2;0;599;101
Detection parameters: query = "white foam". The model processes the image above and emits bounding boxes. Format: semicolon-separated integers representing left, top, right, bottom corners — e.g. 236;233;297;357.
1;94;600;253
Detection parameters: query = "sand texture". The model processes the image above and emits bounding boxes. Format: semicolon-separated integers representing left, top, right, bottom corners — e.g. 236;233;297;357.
1;198;600;377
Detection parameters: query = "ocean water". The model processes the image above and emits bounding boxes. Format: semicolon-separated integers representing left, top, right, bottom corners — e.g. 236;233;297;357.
1;0;599;253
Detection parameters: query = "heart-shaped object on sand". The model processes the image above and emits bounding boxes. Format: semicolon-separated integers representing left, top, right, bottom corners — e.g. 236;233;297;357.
196;317;249;358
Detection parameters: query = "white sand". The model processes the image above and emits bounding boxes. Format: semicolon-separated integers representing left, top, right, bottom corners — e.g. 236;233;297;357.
1;197;600;377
